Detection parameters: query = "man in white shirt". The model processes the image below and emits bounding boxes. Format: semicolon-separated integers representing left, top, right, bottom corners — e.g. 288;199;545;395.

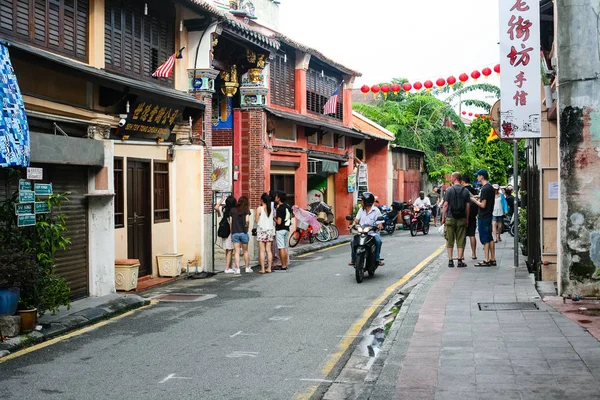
413;191;432;226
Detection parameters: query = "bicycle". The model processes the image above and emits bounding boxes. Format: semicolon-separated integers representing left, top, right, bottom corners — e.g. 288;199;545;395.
289;222;316;247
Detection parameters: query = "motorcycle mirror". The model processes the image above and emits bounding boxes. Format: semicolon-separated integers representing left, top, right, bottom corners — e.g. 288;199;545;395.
345;215;354;221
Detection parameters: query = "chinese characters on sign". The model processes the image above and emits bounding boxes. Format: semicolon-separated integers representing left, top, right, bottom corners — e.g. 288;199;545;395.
499;0;541;139
122;99;184;139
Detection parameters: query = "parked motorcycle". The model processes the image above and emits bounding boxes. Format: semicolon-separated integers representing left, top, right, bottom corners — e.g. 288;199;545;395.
409;205;430;236
400;201;413;230
346;215;384;283
502;213;515;237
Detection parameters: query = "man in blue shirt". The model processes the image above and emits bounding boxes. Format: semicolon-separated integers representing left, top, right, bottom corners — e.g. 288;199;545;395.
349;192;384;266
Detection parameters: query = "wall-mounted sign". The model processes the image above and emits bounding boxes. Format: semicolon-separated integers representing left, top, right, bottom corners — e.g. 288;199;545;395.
17;214;36;227
19;179;32;191
19;190;35;203
34;183;52;195
15;203;34;215
121;99;184;140
499;0;541;139
27;167;43;180
34;202;50;214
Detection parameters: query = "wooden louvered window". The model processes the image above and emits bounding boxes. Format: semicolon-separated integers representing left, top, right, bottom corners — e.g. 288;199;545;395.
270;52;295;109
104;0;175;86
0;0;88;61
306;68;343;121
114;157;124;228
153;161;170;223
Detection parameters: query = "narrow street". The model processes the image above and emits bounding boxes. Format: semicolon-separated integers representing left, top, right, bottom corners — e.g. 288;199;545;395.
0;231;442;400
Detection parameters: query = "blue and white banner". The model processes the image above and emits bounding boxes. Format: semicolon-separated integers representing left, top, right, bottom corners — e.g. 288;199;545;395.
0;43;30;168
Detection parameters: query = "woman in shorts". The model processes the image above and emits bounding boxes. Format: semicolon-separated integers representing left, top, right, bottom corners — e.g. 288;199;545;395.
255;193;275;274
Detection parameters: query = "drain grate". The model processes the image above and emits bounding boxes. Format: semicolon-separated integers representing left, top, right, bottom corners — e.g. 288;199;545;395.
478;302;538;311
153;293;216;302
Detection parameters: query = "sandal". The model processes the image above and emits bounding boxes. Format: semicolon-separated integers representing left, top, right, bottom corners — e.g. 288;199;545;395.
490;260;497;266
475;261;491;267
448;260;455;268
378;261;385;266
349;261;355;266
259;270;266;274
472;256;477;260
266;270;272;273
457;259;467;268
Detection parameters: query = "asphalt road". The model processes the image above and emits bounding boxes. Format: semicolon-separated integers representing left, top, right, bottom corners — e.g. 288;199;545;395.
0;229;443;400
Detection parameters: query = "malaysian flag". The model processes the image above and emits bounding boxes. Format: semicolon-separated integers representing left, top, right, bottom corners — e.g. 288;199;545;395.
152;47;185;78
323;84;342;115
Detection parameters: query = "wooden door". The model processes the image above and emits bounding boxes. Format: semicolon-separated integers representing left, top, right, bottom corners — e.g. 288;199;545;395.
127;161;151;277
270;174;295;205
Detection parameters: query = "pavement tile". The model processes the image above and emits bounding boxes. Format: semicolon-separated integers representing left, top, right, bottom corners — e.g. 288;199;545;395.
476;389;521;399
434;390;480;400
475;374;516;384
515;374;559;388
475;365;515;375
474;352;510;360
519;388;566;400
554;374;597;386
394;389;436;400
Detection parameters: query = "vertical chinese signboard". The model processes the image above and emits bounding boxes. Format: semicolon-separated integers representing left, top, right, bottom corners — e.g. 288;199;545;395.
499;0;541;139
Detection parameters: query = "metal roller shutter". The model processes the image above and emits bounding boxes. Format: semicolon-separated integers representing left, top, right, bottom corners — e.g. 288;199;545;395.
47;165;89;299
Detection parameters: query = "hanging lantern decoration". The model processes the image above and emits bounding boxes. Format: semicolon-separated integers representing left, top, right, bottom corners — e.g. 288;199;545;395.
494;64;501;76
371;85;381;99
391;83;401;95
482;115;488;120
436;78;446;89
360;85;370;99
462;111;467;115
482;67;492;79
402;83;412;93
447;76;457;87
424;80;433;92
468;112;473;117
413;81;423;92
475;113;480;118
471;70;481;81
380;84;391;99
459;73;469;85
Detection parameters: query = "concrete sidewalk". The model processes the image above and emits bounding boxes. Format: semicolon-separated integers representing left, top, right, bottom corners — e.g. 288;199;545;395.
361;240;600;400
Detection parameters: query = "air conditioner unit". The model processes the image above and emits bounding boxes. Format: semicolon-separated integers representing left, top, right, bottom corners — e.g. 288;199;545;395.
308;160;318;175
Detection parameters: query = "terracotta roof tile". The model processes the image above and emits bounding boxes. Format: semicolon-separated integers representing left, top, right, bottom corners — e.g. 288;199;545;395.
352;111;395;141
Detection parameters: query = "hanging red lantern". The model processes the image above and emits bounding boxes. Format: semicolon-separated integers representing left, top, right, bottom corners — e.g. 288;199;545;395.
447;76;457;87
413;81;423;91
475;113;480;118
471;70;481;81
482;115;488;120
381;84;391;99
482;67;492;79
436;78;446;89
391;83;401;95
459;73;469;85
462;111;466;115
371;85;381;99
424;80;433;92
402;83;412;93
468;112;473;117
360;85;370;99
494;64;501;76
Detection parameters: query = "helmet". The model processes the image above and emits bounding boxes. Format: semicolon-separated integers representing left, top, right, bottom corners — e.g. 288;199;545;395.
361;192;375;206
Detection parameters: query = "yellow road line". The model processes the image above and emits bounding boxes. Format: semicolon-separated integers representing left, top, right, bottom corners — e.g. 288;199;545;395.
296;242;349;258
0;300;157;364
296;244;445;400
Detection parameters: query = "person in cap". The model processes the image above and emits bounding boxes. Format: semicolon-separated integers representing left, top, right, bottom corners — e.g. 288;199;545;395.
471;169;497;266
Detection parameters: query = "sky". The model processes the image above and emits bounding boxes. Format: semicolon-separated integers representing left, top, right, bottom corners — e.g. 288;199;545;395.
278;0;501;91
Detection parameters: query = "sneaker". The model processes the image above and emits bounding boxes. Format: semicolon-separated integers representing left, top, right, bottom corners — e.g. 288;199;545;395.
224;269;235;274
234;268;241;274
245;267;253;273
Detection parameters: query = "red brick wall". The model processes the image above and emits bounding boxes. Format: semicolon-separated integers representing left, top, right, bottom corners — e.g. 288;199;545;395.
366;139;389;204
241;109;266;208
194;93;213;213
213;129;233;147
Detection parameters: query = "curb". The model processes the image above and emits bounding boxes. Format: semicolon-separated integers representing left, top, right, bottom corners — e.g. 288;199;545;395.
290;236;352;258
0;295;149;358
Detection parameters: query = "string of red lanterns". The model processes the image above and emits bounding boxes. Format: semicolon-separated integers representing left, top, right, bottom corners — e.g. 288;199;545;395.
461;110;490;120
359;64;501;98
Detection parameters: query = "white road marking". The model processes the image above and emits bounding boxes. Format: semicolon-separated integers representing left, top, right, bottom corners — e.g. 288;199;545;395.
230;331;243;338
300;378;334;383
336;335;363;338
226;351;259;358
274;305;295;309
230;331;257;338
269;316;291;321
159;374;193;384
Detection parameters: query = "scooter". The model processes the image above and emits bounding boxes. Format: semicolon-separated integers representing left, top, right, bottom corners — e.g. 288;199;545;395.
346;215;384;283
377;204;399;235
409;205;430;236
502;214;515;237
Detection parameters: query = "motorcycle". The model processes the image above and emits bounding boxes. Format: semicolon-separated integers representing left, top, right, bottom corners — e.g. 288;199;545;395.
409;205;430;236
400;201;413;230
502;213;515;237
377;204;399;235
346;215;384;283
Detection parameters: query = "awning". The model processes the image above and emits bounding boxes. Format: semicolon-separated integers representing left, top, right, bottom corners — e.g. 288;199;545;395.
320;160;339;174
266;107;365;139
2;39;205;110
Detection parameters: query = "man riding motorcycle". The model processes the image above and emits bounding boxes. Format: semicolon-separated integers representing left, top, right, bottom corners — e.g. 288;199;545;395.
413;191;432;226
349;192;384;266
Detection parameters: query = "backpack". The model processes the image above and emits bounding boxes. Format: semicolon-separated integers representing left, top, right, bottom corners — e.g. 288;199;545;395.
448;186;468;219
217;212;231;238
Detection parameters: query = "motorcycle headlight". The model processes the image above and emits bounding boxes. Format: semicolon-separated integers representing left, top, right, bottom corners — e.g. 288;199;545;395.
363;226;372;233
356;226;364;233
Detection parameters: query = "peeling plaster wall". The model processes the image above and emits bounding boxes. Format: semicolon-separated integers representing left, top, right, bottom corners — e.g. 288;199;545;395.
557;0;600;296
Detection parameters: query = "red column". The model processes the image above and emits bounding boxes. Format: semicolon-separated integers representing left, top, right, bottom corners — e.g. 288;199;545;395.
343;85;353;127
295;68;307;114
233;109;242;198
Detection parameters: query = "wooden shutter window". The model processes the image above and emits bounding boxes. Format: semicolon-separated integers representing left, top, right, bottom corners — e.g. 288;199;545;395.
105;0;175;86
306;68;343;121
153;161;170;223
0;0;88;60
114;158;124;228
270;52;295;109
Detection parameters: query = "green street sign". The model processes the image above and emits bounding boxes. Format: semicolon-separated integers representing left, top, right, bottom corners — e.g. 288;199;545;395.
34;202;50;214
15;203;34;215
19;179;32;191
19;191;35;203
17;214;36;227
34;183;53;196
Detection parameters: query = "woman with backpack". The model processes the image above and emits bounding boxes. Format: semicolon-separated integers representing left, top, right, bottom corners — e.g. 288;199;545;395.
255;193;275;274
215;195;236;274
230;196;252;274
